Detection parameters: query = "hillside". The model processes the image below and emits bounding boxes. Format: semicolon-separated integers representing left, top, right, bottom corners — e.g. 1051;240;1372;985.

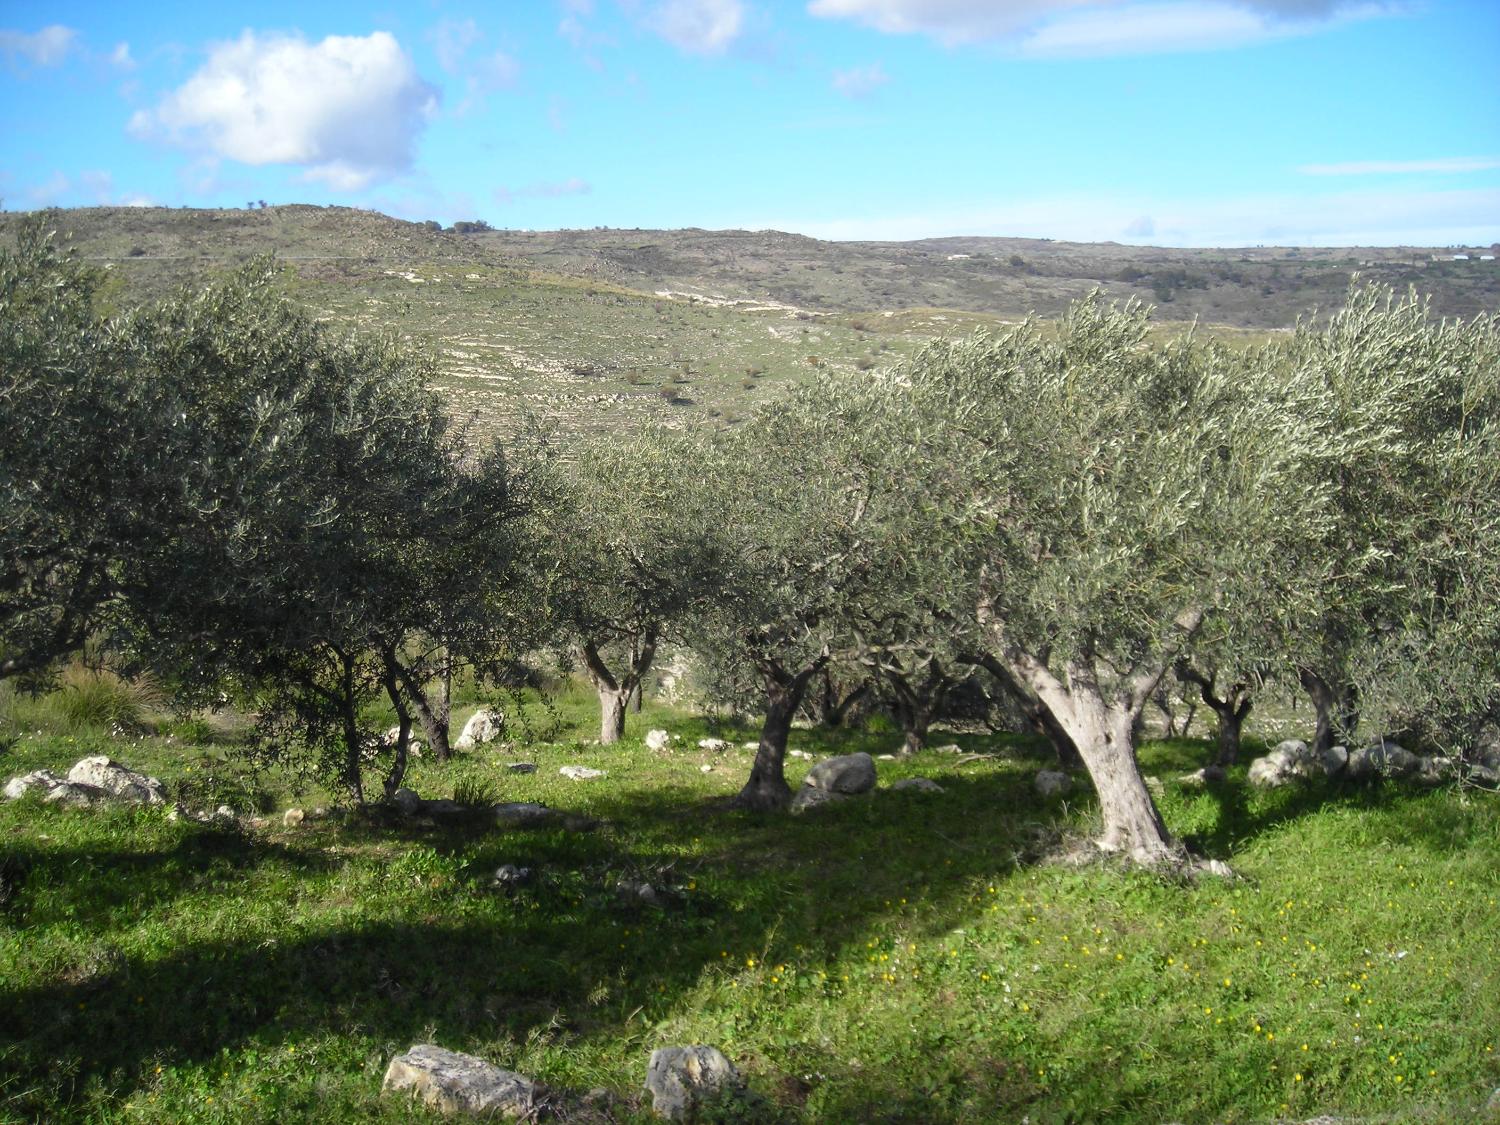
8;205;1498;438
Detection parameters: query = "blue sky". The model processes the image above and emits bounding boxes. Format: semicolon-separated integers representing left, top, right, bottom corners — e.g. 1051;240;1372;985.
1;0;1496;246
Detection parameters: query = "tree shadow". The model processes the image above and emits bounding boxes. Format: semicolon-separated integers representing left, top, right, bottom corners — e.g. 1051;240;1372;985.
0;765;1060;1120
1;748;1481;1121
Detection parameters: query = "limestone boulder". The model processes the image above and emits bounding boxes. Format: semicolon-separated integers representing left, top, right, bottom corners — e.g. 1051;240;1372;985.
559;765;606;781
66;756;166;804
1348;739;1419;780
803;752;876;795
4;769;68;800
382;1044;536;1117
493;802;559;828
697;738;732;753
454;708;505;751
790;786;846;814
644;1045;741;1121
1178;765;1228;787
645;729;672;751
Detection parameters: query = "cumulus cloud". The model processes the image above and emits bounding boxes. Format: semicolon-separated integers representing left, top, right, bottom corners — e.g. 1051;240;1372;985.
109;42;135;71
1300;156;1500;176
648;0;746;54
0;24;77;70
832;62;889;97
130;30;438;191
807;0;1390;53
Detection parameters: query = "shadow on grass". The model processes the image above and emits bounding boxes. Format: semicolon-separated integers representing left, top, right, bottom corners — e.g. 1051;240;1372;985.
2;740;1480;1122
0;765;1061;1121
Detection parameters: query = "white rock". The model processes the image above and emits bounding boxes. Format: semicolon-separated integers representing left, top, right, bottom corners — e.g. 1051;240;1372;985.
876;753;897;761
933;743;964;754
383;1044;536;1117
1034;770;1072;798
741;741;759;750
789;749;815;760
66;757;166;805
645;729;672;751
644;1045;740;1121
283;808;306;828
699;764;713;773
1178;766;1227;787
803;752;877;795
454;708;505;752
697;738;732;753
44;782;107;807
560;765;606;781
4;769;67;800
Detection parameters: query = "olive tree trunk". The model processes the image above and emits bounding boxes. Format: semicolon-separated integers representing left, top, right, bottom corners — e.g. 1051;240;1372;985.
579;627;659;744
1176;663;1253;767
968;651;1084;770
1298;666;1359;753
734;656;827;812
880;659;957;756
982;604;1203;866
396;651;452;761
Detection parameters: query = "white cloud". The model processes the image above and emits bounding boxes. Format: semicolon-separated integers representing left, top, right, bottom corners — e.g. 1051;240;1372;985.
131;30;438;191
807;0;1391;54
110;41;135;71
833;62;889;97
750;186;1500;247
648;0;746;54
0;24;77;70
1300;156;1500;176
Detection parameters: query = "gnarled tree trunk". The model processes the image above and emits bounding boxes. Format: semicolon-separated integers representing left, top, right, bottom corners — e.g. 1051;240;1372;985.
968;651;1084;770
397;649;452;761
734;655;827;812
981;601;1203;866
1176;663;1253;766
379;648;413;800
1298;666;1359;753
580;626;659;744
881;658;957;756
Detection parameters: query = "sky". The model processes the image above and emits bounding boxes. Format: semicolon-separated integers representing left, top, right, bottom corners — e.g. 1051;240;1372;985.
1;0;1496;247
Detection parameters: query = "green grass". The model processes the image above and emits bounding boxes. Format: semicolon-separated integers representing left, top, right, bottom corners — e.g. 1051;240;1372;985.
2;690;1497;1123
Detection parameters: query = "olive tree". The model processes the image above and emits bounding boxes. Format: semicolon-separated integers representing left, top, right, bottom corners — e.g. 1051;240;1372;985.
545;430;718;743
117;263;527;801
876;296;1333;865
1271;288;1500;754
690;381;914;811
0;217;176;682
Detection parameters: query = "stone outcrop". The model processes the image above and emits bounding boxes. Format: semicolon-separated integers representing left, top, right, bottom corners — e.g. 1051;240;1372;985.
643;1045;740;1121
454;708;505;751
382;1044;536;1117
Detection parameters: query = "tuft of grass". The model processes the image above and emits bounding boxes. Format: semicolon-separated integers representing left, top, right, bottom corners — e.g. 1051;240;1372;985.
51;664;165;734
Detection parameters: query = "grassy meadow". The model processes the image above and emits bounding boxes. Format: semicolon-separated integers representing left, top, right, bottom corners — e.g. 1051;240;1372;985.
2;677;1497;1123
